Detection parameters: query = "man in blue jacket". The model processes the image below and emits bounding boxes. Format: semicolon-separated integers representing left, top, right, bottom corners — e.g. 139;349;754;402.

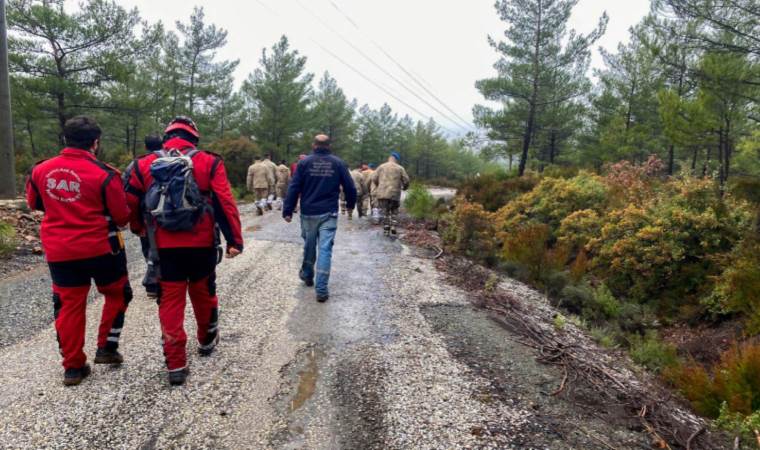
283;134;357;302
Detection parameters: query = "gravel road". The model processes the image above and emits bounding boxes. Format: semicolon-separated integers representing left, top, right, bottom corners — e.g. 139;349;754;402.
0;201;649;449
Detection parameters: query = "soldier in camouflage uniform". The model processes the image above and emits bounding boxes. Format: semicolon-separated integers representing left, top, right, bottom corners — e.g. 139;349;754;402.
371;152;410;236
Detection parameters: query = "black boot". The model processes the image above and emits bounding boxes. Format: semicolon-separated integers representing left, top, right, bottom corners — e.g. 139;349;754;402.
63;364;91;386
198;333;220;357
94;348;123;365
168;368;189;386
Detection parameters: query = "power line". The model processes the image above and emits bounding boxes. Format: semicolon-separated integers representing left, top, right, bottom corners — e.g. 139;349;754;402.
251;1;457;135
328;0;476;131
295;0;472;133
251;0;458;135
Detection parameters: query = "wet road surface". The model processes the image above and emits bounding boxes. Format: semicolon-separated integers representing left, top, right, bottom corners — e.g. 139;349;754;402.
0;201;649;449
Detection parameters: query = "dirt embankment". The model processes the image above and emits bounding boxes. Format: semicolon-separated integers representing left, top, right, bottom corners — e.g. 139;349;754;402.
400;223;730;450
0;199;44;277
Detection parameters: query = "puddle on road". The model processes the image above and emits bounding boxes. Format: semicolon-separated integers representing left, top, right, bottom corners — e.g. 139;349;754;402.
290;347;321;412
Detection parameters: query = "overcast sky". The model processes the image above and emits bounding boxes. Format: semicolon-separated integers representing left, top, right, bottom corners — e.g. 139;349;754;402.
115;0;652;137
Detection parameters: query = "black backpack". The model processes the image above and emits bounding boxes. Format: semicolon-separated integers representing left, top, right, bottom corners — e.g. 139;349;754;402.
144;149;208;232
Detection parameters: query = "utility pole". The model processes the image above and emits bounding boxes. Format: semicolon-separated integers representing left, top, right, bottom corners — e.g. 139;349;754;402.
0;0;16;198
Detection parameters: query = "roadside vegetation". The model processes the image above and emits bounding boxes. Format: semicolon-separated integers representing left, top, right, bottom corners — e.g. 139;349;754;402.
442;157;760;441
0;221;16;259
449;0;760;443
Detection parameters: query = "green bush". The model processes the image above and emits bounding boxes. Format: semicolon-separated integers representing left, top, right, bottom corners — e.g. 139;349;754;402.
715;403;760;442
559;284;593;316
629;331;678;373
458;172;538;212
442;201;497;265
404;183;438;220
590;283;621;320
0;222;16;259
708;236;760;334
667;342;760;420
590;177;753;317
495;171;609;233
590;325;621;348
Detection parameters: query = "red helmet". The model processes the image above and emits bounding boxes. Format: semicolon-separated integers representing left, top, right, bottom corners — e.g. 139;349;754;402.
164;116;200;139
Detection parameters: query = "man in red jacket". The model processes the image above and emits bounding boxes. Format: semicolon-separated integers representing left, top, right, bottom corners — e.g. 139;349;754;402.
26;116;132;386
125;116;243;386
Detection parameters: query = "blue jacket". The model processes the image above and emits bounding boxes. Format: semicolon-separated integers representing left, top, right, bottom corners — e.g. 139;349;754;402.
283;148;357;217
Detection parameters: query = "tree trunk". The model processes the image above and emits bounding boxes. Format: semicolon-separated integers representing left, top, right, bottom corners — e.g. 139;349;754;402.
519;0;542;177
26;117;36;157
0;0;15;198
667;144;675;176
717;128;725;188
188;54;199;116
724;118;731;183
549;131;556;164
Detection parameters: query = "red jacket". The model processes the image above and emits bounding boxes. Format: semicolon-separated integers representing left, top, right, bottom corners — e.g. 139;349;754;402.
125;137;244;251
26;148;130;263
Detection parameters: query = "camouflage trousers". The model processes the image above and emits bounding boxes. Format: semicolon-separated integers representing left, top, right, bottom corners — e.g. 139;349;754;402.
378;199;400;233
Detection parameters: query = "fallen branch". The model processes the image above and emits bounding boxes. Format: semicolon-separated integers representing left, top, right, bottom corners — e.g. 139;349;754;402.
551;364;568;396
686;427;705;450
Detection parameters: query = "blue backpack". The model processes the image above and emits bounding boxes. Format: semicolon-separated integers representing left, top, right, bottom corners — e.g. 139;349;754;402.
145;149;208;232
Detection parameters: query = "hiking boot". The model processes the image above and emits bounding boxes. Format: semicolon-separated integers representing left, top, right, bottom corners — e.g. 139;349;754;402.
256;206;263;216
145;287;159;299
390;227;397;236
94;348;123;365
383;226;390;236
63;364;91;386
168;368;189;386
316;294;329;303
198;333;220;357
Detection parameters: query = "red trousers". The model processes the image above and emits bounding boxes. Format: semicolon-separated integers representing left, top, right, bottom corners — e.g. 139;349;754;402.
48;252;132;370
158;248;219;371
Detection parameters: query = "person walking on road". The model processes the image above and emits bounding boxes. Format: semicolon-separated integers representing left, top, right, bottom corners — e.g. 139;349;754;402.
283;134;357;303
275;160;291;210
125;116;244;386
363;163;377;216
262;153;278;208
247;156;274;216
350;163;368;219
26;116;132;386
123;134;164;298
372;151;410;236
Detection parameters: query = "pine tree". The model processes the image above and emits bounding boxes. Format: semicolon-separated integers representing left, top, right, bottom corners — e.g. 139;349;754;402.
6;0;149;137
311;72;357;157
176;7;238;118
476;0;606;175
242;36;313;160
